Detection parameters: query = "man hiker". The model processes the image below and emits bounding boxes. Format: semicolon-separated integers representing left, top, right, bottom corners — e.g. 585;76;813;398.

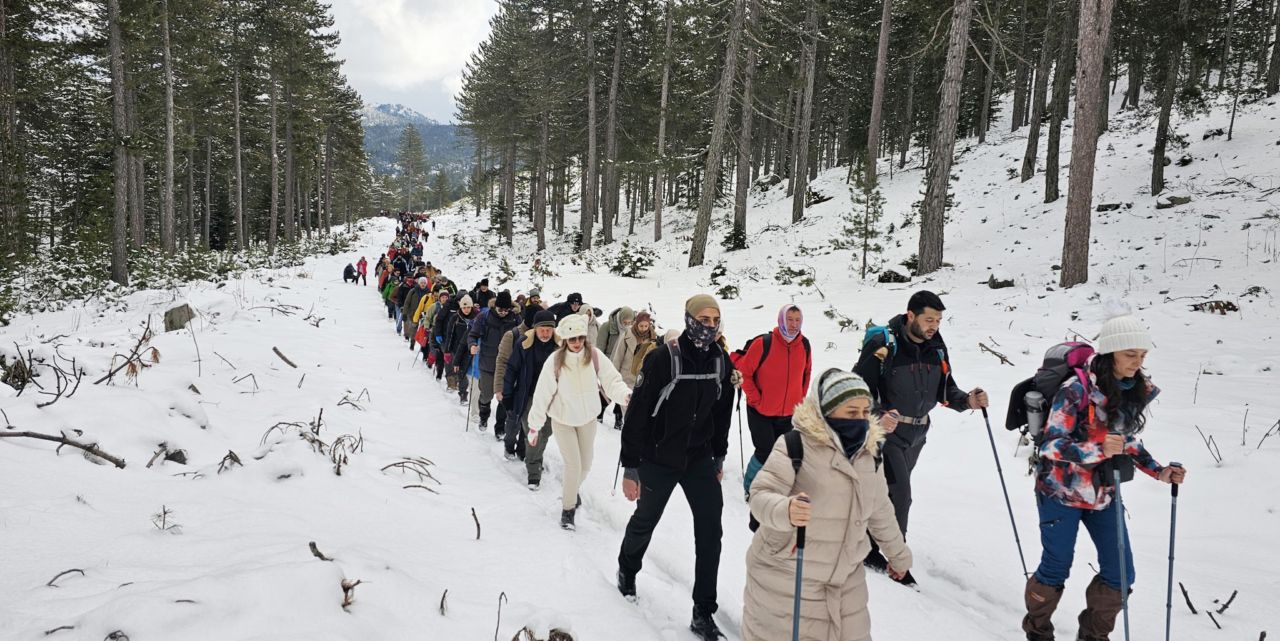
469;291;522;434
852;290;988;584
502;310;561;487
618;294;734;641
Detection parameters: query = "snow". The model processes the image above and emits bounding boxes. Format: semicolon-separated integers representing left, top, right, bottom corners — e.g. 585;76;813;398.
3;90;1279;640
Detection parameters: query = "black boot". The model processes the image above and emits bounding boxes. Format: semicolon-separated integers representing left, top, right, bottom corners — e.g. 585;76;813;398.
617;569;636;599
560;508;576;531
863;547;889;573
689;605;725;641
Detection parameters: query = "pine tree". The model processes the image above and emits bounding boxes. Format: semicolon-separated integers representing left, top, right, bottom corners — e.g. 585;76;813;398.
396;125;426;212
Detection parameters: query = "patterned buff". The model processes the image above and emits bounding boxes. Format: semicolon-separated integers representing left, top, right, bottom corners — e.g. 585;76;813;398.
684;312;719;351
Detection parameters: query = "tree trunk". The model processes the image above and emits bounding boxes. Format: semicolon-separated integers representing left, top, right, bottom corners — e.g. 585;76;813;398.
1218;0;1236;90
185;121;195;249
323;129;333;233
867;0;893;187
917;0;975;275
107;0;129;284
1045;0;1078;204
978;0;1003;143
580;5;598;250
1123;38;1142;108
786;87;801;194
1061;0;1117;288
1011;0;1031;130
269;74;279;252
160;0;175;253
1020;0;1058;182
1266;0;1280;94
503;138;515;243
790;0;818;224
125;72;143;248
233;65;245;249
1153;0;1192;194
654;0;673;242
535;112;549;251
203;137;211;249
603;14;624;245
899;60;916;168
731;0;759;248
284;83;296;242
688;0;747;266
1097;20;1112;134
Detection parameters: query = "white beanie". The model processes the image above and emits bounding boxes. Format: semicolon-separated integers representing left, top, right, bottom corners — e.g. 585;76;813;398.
1096;303;1154;354
459;294;474;308
556;314;588;340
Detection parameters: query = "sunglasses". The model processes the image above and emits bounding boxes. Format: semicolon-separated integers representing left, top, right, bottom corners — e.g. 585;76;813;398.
566;336;585;343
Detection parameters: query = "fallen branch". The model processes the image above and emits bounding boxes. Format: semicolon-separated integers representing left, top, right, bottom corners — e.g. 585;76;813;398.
1195;425;1224;465
472;507;481;540
383;458;440;485
495;591;508;641
43;625;75;636
1179;581;1199;614
439;589;448;616
94;317;156;385
978;342;1015;366
1214;589;1238;614
45;568;85;587
297;374;306;389
341;578;362;609
217;450;242;473
1208;611;1222;630
104;631;130;641
404;484;440;494
213;351;236;370
1256;419;1279;450
0;430;126;468
273;346;297;368
309;541;333;562
249;304;301;316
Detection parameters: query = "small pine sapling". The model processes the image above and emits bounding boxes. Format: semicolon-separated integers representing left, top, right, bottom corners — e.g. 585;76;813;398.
842;170;885;278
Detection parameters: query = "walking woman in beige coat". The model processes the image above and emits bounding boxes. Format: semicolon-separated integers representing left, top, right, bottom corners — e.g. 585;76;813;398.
743;369;912;641
528;314;632;530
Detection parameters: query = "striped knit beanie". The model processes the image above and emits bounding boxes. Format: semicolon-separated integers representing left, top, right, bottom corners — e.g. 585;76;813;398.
817;368;873;416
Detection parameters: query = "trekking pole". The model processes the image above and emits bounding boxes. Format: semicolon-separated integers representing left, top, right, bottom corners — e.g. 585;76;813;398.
1113;448;1131;641
736;389;745;473
611;455;622;496
1164;462;1183;641
792;497;809;641
981;407;1030;577
465;376;475;432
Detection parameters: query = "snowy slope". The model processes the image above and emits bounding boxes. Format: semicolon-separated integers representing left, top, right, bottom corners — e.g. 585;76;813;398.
3;90;1278;641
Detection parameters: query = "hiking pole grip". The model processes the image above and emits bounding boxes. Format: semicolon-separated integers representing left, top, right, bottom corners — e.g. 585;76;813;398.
796;526;806;550
1169;461;1182;497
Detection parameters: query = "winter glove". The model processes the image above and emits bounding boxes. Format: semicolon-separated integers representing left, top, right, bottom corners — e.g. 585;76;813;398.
528;427;540;447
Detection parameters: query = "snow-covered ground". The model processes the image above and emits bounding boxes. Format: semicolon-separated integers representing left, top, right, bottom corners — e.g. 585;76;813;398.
3;91;1279;640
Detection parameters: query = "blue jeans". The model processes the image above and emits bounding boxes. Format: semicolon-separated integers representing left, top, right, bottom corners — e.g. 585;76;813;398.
394;307;403;333
1033;493;1134;592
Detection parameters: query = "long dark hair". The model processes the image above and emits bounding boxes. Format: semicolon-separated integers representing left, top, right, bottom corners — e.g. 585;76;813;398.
1090;354;1149;434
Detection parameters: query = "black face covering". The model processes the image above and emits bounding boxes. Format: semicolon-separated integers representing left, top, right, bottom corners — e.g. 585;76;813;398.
683;312;719;351
827;418;870;459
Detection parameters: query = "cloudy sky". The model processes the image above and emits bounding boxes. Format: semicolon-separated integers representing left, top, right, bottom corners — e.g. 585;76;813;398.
328;0;499;123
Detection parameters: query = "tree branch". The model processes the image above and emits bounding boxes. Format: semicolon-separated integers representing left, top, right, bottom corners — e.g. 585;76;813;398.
0;431;126;468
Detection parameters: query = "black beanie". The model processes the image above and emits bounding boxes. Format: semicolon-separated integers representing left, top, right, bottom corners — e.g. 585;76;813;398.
533;310;557;328
480;278;490;287
567;292;583;305
496;291;514;309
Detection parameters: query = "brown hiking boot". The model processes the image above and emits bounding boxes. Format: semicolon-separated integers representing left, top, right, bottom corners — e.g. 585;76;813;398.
1077;575;1124;641
1022;577;1065;641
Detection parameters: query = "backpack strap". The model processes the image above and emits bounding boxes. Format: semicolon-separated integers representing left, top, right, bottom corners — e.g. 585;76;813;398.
784;430;804;474
801;337;812;392
651;339;724;417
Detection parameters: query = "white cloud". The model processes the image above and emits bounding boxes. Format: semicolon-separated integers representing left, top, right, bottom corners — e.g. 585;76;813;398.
328;0;497;122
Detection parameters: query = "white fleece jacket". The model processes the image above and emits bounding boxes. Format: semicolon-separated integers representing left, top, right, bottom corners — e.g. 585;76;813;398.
528;347;631;431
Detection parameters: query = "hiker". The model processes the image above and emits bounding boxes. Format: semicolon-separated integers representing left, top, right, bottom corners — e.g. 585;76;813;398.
472;278;495;309
1022;312;1187;641
596;306;636;427
734;304;813;505
742;369;911;641
469;291;522;434
852;290;987;583
618;294;734;641
526;314;631;531
502;310;561;485
547;292;584;321
495;304;541;458
433;294;476;396
356;256;368;285
381;270;402;320
526;289;543;311
424;289;452;373
374;255;389;279
343;263;358;284
401;277;431;347
391;275;414;335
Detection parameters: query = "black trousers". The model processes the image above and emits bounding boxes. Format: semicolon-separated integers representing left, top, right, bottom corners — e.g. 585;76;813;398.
745;406;793;465
618;456;723;613
881;422;930;535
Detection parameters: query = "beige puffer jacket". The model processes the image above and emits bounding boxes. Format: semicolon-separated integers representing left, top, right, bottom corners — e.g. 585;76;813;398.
742;394;911;641
527;346;630;429
609;325;657;387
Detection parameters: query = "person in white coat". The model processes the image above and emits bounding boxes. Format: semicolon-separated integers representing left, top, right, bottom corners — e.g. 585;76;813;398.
528;314;632;530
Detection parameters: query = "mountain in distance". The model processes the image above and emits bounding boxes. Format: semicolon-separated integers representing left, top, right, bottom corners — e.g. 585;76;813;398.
361;103;473;185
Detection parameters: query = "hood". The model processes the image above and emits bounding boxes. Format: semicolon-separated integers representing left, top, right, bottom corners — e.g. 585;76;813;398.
789;394;883;459
521;328;562;349
611;306;636;325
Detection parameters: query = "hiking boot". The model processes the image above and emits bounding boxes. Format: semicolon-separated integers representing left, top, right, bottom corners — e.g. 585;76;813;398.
617;569;636;598
527;479;540;491
503;451;518;461
560;508;576;531
1077;575;1123;641
863;548;889;573
576;494;582;508
478;418;488;432
1023;577;1064;641
689;605;725;641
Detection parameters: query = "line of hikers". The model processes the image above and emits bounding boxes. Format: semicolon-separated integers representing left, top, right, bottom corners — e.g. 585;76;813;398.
355;216;1187;641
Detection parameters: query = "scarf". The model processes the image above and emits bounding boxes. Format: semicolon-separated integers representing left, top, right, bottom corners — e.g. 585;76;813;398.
683;312;719;351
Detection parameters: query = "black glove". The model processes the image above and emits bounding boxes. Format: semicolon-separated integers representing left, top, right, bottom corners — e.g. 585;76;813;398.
502;395;515;411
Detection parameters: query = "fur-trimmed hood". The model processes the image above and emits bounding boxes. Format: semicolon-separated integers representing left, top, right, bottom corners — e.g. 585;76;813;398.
789;393;884;459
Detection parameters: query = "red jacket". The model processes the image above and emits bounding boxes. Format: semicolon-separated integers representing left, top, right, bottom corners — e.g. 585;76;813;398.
736;327;811;417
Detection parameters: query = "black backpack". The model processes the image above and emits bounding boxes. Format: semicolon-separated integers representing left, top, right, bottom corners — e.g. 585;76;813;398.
730;333;812;390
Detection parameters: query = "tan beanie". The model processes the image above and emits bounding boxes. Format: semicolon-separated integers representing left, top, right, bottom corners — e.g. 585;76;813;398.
685;294;720;316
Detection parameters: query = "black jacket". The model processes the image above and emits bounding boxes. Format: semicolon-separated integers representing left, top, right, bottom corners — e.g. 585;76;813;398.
434;302;478;371
468;306;521;373
621;334;734;470
852;313;969;419
472;288;496;310
547;301;579;321
502;329;560;418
